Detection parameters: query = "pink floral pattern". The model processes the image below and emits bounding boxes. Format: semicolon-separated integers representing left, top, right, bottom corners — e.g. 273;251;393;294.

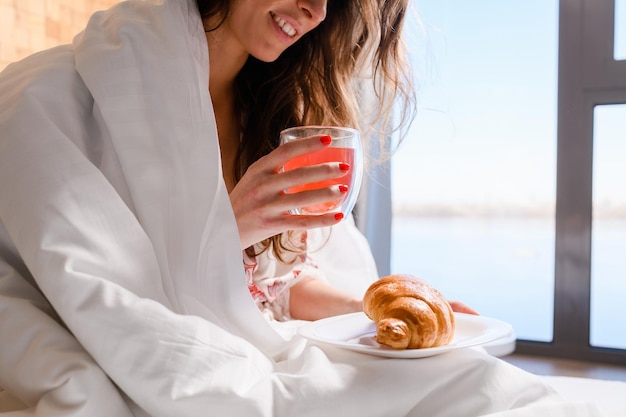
244;230;325;321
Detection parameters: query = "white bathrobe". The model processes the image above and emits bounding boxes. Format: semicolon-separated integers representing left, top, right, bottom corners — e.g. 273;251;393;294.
0;0;604;416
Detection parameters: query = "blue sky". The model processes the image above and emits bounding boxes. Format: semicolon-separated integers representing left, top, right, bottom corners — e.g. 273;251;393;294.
392;0;625;210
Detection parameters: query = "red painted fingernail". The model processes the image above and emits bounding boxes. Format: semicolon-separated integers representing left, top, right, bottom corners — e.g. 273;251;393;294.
334;213;344;221
338;185;349;193
320;135;332;145
339;163;350;172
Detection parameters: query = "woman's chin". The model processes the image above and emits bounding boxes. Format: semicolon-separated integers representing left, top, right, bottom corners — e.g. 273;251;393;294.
251;51;283;63
250;43;291;63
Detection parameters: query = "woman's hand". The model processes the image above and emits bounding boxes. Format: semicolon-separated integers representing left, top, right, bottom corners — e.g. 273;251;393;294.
449;300;479;315
229;135;349;250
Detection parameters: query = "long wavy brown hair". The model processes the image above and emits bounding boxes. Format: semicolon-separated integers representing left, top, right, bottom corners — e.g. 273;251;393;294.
196;0;415;260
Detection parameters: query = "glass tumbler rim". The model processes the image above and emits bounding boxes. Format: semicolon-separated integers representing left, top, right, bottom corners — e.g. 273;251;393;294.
280;125;359;141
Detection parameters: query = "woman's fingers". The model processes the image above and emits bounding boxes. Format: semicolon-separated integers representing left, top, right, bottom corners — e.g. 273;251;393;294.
229;134;354;249
268;183;349;212
252;180;349;219
240;162;349;212
267;134;333;172
279;212;345;230
242;136;344;190
274;161;350;190
449;300;479;315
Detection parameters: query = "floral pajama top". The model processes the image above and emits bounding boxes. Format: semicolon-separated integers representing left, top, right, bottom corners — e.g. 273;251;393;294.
244;230;325;321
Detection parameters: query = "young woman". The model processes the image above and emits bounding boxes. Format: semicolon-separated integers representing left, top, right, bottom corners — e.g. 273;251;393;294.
0;0;599;416
196;0;416;322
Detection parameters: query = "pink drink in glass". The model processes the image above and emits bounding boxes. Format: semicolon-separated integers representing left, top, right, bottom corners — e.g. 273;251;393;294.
279;126;362;216
283;146;355;214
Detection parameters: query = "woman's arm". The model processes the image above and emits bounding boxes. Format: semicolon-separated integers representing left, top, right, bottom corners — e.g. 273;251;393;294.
289;276;362;321
289;275;479;321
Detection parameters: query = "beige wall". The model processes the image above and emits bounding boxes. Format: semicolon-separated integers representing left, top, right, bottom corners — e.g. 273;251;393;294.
0;0;121;71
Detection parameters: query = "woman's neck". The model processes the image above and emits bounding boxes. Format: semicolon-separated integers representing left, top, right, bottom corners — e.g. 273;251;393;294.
205;26;248;103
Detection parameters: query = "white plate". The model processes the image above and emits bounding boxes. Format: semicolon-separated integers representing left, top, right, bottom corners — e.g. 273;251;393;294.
297;312;514;358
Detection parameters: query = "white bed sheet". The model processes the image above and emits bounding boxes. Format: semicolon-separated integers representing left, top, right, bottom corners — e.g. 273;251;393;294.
544;376;626;417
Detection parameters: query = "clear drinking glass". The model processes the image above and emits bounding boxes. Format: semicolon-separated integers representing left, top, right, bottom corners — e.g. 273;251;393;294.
280;126;364;217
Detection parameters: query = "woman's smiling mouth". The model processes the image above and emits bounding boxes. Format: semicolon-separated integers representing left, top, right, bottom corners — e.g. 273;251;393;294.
270;12;297;37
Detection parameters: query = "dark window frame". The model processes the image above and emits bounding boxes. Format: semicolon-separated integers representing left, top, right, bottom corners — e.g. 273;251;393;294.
508;0;626;365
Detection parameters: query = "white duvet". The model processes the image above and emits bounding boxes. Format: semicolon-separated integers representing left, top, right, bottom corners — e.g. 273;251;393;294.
0;0;606;415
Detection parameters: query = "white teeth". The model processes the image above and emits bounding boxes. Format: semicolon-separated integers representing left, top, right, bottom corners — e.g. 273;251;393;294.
272;13;296;37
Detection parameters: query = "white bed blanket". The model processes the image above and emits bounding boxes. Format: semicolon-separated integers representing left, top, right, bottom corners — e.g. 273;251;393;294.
544;376;626;417
0;0;607;416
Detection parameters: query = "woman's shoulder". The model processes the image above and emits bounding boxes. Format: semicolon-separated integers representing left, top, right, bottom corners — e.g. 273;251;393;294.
0;45;90;112
0;45;96;161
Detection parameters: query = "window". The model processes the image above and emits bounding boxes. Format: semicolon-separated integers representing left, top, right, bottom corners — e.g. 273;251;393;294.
386;0;626;364
590;104;626;350
391;0;558;342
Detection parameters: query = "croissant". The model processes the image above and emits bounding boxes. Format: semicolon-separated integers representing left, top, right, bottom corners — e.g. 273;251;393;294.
363;274;455;349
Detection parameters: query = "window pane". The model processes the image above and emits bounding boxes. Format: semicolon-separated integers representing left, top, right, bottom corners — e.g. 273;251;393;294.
590;104;626;349
391;0;558;341
616;0;626;60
